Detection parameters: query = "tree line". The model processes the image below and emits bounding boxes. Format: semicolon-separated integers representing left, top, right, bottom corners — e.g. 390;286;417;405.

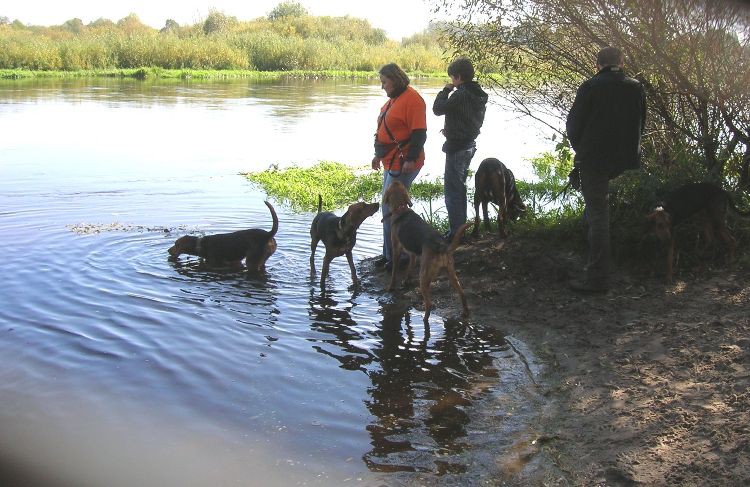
0;2;448;72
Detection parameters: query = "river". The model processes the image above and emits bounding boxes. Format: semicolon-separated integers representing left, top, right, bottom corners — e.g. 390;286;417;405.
0;77;548;485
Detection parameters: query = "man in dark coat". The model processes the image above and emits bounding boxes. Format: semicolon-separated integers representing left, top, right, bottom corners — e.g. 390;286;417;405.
433;57;488;240
566;46;647;293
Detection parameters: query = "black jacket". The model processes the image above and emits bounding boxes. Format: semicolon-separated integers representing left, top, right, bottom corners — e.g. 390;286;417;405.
433;81;488;153
566;66;646;178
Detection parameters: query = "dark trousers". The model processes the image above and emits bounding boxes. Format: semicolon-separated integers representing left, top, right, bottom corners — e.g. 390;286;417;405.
580;165;611;287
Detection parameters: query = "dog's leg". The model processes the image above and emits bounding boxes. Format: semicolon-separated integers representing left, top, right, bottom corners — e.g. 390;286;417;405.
402;253;417;288
482;200;491;232
712;222;737;268
320;253;333;289
499;191;509;237
310;236;319;278
419;258;439;323
387;239;403;291
473;194;481;237
345;250;358;286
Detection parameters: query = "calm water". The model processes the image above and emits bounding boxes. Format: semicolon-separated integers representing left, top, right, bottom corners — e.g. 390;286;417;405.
0;78;546;486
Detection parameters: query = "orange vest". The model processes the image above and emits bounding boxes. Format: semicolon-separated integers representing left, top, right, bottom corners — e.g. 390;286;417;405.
375;86;427;171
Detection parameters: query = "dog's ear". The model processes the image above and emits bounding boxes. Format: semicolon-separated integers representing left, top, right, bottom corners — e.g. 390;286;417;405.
339;210;350;228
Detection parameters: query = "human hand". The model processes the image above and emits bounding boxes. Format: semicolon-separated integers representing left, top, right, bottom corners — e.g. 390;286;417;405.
444;83;455;91
371;156;381;171
402;160;416;173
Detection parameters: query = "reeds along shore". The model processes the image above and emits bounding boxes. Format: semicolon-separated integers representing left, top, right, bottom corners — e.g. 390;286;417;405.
0;12;447;73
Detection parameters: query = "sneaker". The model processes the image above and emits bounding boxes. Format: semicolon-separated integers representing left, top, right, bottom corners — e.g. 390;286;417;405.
569;279;609;294
373;255;388;267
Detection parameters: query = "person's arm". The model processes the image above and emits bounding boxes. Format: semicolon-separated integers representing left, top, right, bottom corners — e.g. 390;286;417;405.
565;83;590;151
405;129;427;161
432;84;454;116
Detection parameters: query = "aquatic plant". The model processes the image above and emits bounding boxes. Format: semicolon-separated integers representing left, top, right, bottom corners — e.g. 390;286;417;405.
244;162;450;214
243;161;381;212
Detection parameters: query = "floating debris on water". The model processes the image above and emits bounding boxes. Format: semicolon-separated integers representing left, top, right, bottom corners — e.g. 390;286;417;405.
67;222;190;235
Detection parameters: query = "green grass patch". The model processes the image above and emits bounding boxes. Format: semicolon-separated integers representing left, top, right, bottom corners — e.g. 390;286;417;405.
243;161;381;212
244;162;457;215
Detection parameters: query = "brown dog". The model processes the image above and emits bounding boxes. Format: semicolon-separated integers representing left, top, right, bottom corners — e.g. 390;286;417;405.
645;182;749;282
310;195;379;288
473;158;526;237
168;200;278;271
383;180;470;322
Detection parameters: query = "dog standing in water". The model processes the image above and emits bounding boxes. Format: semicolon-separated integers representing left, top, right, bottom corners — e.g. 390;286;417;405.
310;195;379;288
168;201;278;271
383;180;470;322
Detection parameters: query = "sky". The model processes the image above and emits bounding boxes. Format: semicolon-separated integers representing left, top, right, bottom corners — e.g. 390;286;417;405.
1;0;436;40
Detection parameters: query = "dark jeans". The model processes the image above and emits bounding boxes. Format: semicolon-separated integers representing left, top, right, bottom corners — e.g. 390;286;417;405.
580;165;611;287
444;145;476;235
381;167;421;261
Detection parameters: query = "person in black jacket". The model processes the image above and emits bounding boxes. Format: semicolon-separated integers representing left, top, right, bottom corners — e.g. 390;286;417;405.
566;46;647;293
433;57;488;240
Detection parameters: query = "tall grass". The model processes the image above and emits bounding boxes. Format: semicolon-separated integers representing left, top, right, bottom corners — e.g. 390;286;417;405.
0;11;448;73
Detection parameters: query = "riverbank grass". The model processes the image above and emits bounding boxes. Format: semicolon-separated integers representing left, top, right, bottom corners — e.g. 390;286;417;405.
0;68;446;81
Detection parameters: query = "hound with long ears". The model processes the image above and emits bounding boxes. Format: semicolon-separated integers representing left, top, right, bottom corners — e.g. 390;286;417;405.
310;195;380;288
383;180;470;322
168;200;278;271
473;158;526;237
645;182;749;282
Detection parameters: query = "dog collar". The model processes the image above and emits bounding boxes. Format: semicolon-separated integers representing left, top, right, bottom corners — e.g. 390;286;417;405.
382;203;410;221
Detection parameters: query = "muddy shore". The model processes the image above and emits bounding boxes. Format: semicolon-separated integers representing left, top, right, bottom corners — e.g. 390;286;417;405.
360;234;750;486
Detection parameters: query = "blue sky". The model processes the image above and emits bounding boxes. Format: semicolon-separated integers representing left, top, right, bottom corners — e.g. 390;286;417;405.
2;0;435;40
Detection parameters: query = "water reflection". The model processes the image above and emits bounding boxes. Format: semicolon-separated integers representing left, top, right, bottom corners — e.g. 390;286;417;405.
169;258;280;326
0;76;385;116
307;292;510;475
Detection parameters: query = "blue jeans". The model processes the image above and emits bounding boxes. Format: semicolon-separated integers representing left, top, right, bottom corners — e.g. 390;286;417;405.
444;146;476;235
381;167;421;261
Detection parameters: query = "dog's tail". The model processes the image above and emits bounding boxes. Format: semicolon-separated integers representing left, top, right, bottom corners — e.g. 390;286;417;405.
728;194;750;217
317;194;323;214
447;223;471;254
264;201;279;236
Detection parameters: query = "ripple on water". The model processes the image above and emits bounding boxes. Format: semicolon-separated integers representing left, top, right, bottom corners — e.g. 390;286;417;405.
2;193;537;485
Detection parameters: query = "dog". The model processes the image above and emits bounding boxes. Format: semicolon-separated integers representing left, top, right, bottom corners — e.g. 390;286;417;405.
168;200;278;271
644;182;749;282
473;158;526;237
310;195;379;288
383;180;470;322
